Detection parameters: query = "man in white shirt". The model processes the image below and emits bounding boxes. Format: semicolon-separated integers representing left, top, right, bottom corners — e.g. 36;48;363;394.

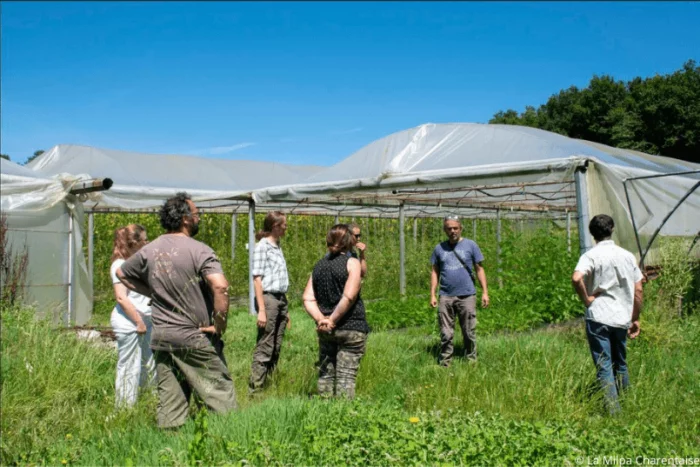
572;214;644;414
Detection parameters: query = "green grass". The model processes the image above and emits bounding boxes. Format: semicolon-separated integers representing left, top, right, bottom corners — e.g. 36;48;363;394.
2;294;699;466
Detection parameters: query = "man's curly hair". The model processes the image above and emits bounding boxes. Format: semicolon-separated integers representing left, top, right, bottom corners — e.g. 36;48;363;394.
159;192;193;232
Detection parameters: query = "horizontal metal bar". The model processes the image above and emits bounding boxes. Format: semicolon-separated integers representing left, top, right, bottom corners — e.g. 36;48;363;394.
624;170;700;182
391;179;575;195
22;283;71;287
4;228;71;234
69;178;113;195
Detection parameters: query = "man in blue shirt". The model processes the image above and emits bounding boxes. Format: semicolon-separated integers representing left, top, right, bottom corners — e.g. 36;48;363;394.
430;215;489;365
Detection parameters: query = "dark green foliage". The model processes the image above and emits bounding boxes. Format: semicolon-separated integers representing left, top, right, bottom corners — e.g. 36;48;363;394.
490;60;700;164
24;149;45;166
88;213;580;331
366;225;580;333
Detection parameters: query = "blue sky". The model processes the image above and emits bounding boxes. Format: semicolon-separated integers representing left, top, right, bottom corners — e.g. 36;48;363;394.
2;1;699;166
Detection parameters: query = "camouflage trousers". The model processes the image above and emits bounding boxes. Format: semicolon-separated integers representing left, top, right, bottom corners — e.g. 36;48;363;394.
249;293;288;393
317;330;367;399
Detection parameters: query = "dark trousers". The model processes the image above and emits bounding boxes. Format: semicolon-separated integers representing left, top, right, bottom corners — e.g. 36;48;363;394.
249;293;288;392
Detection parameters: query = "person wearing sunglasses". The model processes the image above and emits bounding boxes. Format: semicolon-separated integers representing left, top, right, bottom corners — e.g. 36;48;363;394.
430;214;489;366
347;222;367;278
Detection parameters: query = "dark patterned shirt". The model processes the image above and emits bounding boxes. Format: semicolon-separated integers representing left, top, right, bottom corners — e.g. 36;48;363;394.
312;253;370;333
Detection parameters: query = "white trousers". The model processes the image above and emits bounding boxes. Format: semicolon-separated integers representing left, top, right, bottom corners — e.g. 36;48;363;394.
114;316;156;408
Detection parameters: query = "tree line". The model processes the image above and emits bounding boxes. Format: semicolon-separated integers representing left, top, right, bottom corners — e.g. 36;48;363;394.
1;150;44;165
489;60;699;164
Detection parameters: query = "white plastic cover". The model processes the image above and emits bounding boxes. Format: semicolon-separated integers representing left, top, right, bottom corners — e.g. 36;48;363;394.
256;123;699;257
4;122;699;321
28;145;325;210
1;159;92;324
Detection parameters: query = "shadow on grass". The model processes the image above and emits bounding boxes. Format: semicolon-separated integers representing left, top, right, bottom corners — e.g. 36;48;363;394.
425;341;471;364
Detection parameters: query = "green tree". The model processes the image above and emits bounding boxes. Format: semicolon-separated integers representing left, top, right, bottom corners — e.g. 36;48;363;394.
489;60;700;164
490;109;522;125
0;154;9;161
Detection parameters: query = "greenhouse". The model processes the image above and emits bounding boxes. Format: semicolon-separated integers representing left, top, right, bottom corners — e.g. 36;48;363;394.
2;123;699;323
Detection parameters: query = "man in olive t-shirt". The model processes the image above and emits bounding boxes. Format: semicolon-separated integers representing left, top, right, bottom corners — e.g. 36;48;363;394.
117;192;237;429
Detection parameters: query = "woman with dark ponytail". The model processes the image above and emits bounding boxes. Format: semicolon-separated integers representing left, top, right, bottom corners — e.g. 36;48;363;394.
248;211;290;394
110;224;155;407
302;224;369;399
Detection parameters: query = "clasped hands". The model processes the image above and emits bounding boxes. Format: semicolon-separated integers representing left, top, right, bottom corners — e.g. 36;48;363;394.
316;317;335;334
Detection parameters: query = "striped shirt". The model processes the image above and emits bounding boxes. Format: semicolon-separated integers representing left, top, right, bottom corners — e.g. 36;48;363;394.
252;237;289;293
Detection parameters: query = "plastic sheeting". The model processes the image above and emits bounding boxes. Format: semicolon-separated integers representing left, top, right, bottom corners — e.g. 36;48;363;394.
255;123;700;259
1;159;92;324
0;158;69;211
4;122;699;324
28;144;325;210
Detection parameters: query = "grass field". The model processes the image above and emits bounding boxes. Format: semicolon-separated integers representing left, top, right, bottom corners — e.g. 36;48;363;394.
2;289;699;465
2;216;697;465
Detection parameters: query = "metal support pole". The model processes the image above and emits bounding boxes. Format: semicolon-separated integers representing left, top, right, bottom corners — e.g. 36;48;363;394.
472;218;477;239
574;164;593;254
231;213;238;262
566;210;571;253
248;200;256;315
413;217;418;244
622;170;699;263
67;212;74;326
496;208;502;288
399;203;406;297
639;181;700;268
88;212;94;287
335;214;339;224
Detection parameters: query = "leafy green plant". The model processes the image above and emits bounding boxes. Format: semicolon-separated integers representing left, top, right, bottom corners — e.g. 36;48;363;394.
88;214;581;333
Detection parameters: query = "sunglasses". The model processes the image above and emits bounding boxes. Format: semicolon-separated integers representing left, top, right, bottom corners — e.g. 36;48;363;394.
444;215;460;221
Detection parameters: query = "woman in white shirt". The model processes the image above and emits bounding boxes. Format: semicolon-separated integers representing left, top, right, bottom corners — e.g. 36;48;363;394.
110;224;155;408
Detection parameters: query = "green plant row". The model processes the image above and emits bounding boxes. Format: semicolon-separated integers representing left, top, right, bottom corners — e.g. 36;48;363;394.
86;213;581;328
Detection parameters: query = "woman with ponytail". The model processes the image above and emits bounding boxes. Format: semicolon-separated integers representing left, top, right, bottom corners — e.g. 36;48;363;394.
110;224;155;408
302;224;369;399
248;211;290;394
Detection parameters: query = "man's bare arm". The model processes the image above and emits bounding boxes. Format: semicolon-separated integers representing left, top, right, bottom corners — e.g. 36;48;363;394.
253;276;267;328
628;280;643;339
430;265;439;308
474;263;489;307
205;273;230;335
571;271;597;307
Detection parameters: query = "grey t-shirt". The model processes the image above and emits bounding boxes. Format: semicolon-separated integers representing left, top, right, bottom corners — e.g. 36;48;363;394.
119;234;224;351
431;238;484;297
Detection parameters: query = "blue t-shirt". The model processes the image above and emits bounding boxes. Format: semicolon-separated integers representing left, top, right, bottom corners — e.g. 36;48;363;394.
431;239;484;297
